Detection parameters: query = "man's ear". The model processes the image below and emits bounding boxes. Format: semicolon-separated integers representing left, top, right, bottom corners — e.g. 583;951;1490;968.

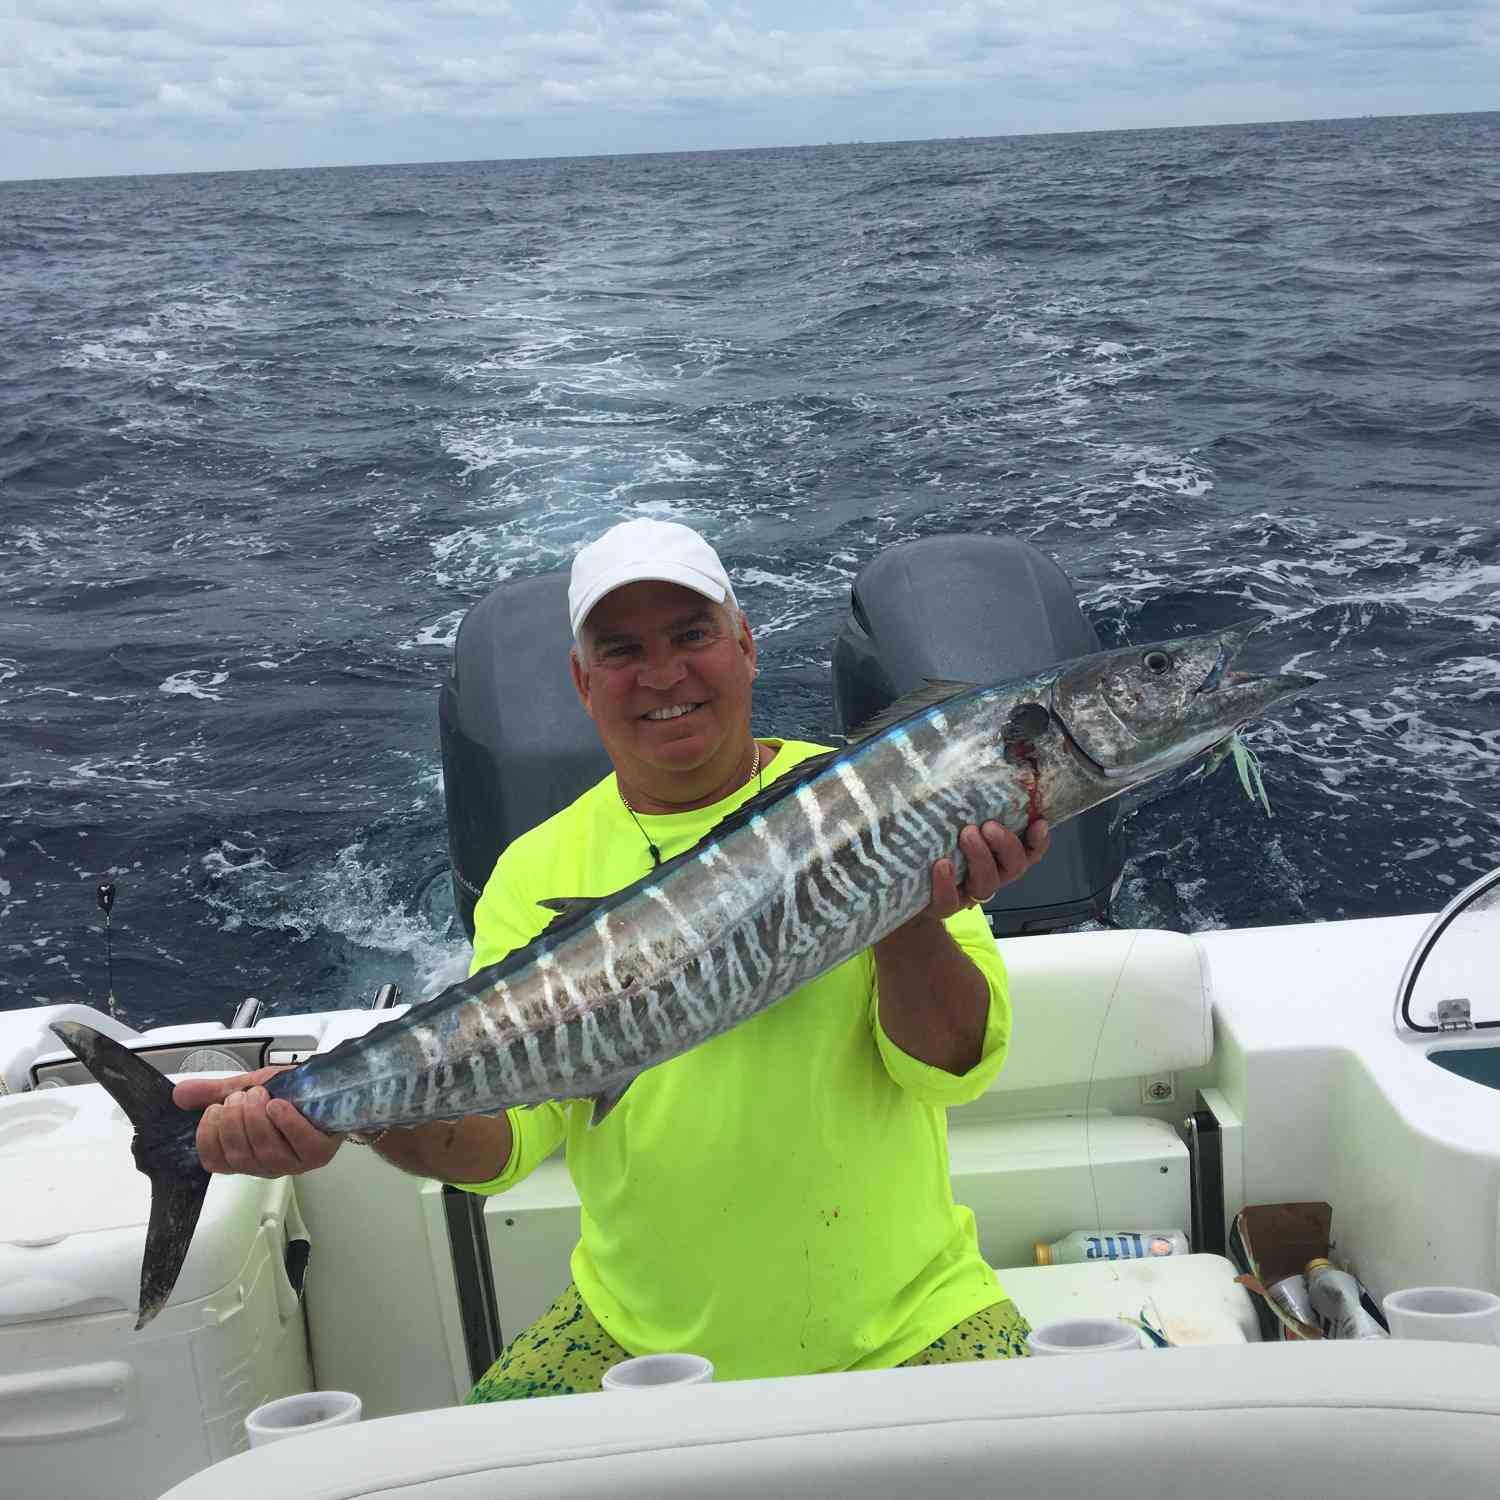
736;611;757;673
570;646;593;714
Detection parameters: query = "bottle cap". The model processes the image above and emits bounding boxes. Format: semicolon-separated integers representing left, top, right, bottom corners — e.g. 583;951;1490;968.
1305;1257;1333;1274
1033;1241;1053;1266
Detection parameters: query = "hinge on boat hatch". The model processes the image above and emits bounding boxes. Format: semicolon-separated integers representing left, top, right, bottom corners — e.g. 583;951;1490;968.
1435;998;1473;1031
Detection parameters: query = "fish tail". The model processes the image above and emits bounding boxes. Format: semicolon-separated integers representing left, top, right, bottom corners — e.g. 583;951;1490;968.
50;1021;210;1330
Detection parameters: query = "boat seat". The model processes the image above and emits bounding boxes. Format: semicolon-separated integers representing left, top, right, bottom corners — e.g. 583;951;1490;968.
998;1252;1258;1345
158;1342;1500;1500
985;927;1212;1094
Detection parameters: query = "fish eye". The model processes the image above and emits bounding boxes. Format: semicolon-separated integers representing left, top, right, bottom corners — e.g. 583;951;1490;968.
1142;649;1173;675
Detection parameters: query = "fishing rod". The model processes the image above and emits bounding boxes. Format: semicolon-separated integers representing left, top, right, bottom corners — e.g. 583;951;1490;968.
98;880;120;1024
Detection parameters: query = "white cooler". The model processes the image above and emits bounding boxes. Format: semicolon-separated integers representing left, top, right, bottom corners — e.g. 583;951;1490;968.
0;1084;314;1500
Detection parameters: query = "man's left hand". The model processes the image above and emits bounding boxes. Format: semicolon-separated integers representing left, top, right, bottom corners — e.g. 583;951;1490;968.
921;818;1050;924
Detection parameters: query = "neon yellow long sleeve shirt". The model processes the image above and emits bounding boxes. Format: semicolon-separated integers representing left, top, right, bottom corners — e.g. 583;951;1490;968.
458;739;1011;1380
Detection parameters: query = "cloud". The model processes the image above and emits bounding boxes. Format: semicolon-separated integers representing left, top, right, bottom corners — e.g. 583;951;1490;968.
2;0;1496;177
27;0;160;31
1359;0;1487;11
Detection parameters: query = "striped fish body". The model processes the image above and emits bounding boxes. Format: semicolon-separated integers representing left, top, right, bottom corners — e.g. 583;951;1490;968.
52;625;1313;1326
269;683;1035;1134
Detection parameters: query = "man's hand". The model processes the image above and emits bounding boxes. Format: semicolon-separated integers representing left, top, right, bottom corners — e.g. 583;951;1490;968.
922;818;1050;924
173;1067;341;1178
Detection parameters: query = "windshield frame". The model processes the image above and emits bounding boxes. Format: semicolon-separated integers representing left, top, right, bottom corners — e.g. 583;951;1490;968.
1394;865;1500;1035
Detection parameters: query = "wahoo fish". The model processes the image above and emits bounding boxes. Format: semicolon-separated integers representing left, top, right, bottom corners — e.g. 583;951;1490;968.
54;626;1311;1327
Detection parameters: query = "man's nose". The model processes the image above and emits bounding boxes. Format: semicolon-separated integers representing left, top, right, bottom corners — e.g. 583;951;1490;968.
638;648;687;690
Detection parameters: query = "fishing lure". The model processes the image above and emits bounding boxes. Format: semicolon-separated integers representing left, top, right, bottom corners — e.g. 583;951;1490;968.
1204;731;1272;818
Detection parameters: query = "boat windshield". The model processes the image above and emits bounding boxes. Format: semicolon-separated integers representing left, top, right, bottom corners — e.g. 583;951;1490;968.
1394;866;1500;1035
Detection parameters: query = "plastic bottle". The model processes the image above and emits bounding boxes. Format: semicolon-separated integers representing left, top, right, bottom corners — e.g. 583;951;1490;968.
1305;1258;1388;1340
1033;1230;1190;1265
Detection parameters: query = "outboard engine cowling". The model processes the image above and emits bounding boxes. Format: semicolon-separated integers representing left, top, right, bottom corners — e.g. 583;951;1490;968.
832;533;1123;935
439;573;609;941
441;535;1123;945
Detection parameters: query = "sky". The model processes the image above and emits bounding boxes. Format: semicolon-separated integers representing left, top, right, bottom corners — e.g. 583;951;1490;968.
2;0;1497;180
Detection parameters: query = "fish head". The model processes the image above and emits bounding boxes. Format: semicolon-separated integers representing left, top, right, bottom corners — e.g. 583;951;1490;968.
1048;626;1315;784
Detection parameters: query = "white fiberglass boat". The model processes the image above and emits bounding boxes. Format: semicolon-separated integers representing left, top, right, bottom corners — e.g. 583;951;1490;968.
2;537;1497;1498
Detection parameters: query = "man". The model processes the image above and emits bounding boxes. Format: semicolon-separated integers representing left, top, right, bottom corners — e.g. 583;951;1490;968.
178;518;1050;1396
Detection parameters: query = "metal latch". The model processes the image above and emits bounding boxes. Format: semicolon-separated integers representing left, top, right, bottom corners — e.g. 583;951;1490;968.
1436;998;1473;1031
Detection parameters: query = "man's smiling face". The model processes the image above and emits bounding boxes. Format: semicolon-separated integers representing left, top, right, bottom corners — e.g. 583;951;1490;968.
571;578;757;800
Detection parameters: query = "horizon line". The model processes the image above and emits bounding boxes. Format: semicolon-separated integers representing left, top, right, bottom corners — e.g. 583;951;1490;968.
4;107;1496;189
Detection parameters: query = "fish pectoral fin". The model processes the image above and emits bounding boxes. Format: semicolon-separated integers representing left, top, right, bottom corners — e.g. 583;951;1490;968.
535;896;604;940
586;1076;637;1127
846;679;978;743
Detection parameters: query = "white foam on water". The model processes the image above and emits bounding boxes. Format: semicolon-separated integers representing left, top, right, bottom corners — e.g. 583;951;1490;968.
1276;691;1500;827
631;497;701;517
1346;698;1500;768
56;285;265;446
159;670;229;700
1118;447;1215;499
441;426;599;478
1327;529;1408;557
1248;555;1500;635
420;487;725;593
62;340;169;371
388;755;446;812
1081;514;1500;642
448;319;669;401
166;528;281;559
198;839;468;1002
400;609;467;652
62;753;180;792
736;559;859;640
425;526;519;591
652;448;721;476
146;285;254;334
196;842;274;892
1431;657;1500;697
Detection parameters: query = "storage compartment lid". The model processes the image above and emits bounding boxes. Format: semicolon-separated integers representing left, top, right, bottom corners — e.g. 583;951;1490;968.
0;1083;282;1325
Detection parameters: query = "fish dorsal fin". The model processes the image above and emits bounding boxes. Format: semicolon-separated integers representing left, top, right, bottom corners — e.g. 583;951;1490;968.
847;679;978;743
535;895;604;941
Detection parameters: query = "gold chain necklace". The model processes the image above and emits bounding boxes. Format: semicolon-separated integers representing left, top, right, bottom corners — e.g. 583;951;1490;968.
620;741;761;867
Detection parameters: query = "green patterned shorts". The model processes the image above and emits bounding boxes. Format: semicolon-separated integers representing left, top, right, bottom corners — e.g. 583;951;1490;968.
466;1284;1031;1403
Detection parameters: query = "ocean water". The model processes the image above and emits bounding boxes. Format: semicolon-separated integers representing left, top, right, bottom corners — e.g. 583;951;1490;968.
2;112;1498;1029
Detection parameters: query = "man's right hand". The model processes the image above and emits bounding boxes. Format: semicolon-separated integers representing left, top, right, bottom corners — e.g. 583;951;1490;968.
173;1067;341;1178
173;1067;516;1186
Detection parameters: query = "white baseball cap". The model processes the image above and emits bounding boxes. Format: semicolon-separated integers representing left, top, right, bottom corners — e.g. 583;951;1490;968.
568;518;738;640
